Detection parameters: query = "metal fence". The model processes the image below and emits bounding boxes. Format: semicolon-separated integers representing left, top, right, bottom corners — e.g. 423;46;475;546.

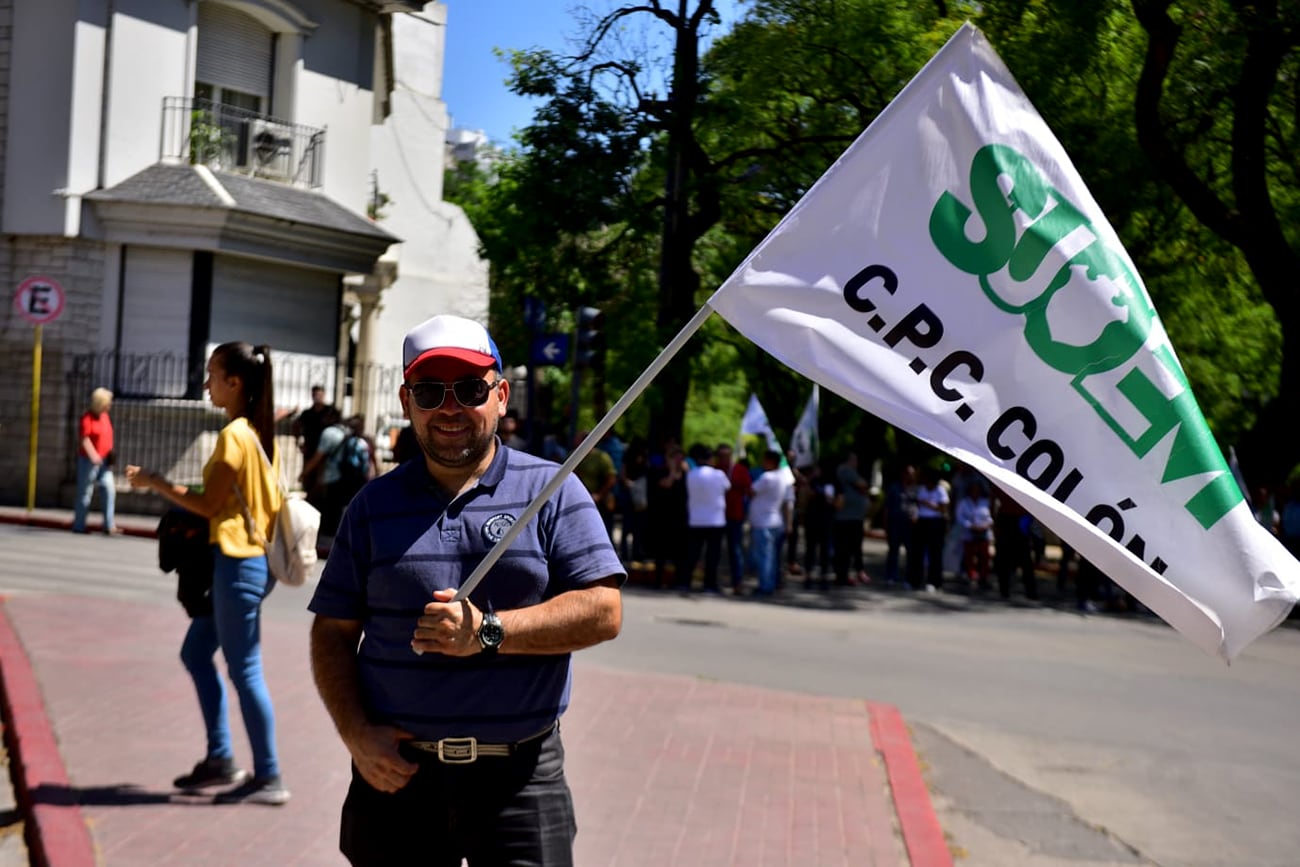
67;351;407;491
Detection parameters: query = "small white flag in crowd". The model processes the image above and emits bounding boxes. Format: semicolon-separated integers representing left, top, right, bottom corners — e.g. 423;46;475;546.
738;393;779;456
708;23;1299;660
791;385;820;469
738;394;795;483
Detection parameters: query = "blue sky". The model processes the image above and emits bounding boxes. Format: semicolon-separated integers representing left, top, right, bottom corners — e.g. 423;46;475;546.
440;1;746;148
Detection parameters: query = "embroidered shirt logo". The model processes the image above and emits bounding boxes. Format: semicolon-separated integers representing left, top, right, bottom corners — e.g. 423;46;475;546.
481;513;515;545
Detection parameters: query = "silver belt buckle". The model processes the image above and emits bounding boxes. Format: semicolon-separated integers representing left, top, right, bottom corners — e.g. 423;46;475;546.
437;736;478;764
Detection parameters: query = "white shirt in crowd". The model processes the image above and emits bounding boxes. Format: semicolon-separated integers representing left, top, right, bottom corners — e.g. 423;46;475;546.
686;464;730;528
748;467;795;530
916;483;949;520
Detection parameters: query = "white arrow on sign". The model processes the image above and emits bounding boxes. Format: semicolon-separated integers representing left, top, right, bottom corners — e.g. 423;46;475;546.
542;341;562;361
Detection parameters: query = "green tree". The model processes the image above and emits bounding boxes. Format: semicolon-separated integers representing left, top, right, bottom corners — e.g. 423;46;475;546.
460;0;1278;477
977;0;1283;465
699;0;965;463
465;0;966;454
444;61;655;437
1126;0;1298;478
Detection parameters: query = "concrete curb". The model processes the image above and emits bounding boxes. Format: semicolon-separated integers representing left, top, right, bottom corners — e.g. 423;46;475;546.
868;701;954;867
0;511;154;539
0;599;97;867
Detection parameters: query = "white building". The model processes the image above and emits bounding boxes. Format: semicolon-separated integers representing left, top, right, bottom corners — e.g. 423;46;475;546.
0;0;488;507
362;6;489;417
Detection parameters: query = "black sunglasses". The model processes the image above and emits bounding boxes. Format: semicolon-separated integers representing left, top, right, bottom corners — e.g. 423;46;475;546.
405;377;499;410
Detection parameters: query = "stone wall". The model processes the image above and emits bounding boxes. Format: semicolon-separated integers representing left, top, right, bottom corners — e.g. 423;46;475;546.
0;237;107;506
0;0;10;214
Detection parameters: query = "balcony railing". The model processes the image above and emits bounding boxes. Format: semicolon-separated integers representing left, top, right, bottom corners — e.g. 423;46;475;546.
161;96;324;188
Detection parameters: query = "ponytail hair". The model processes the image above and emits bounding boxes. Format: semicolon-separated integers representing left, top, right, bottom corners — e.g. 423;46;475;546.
211;341;276;456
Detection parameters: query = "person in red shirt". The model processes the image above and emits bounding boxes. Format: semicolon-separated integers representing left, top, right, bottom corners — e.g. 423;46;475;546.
716;444;752;592
72;387;117;534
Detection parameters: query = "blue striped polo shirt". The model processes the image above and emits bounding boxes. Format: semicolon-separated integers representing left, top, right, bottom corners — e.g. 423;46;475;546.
308;441;626;742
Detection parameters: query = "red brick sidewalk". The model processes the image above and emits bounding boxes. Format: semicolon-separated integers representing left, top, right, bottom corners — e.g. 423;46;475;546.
0;589;948;866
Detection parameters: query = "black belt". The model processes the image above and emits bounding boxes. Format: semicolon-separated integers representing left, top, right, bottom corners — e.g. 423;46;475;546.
405;722;557;765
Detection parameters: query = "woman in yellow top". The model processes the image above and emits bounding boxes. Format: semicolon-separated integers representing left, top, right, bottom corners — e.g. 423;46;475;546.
126;342;289;806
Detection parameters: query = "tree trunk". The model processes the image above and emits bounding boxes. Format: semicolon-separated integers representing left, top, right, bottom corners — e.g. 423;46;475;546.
652;3;706;445
1131;0;1300;485
1239;268;1300;485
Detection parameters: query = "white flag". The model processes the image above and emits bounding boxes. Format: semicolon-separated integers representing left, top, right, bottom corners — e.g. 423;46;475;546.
707;23;1299;660
739;393;778;456
791;385;819;469
739;394;795;484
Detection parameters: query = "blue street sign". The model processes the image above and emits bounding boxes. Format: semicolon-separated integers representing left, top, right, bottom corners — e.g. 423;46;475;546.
531;333;569;366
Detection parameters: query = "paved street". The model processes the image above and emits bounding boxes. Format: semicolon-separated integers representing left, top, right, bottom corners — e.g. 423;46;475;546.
0;514;930;867
2;509;1299;866
588;573;1300;867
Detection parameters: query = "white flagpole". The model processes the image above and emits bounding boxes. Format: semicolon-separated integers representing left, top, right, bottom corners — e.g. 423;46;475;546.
452;301;719;601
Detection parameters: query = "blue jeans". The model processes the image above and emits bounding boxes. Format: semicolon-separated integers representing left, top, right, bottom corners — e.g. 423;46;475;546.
180;548;280;778
752;527;785;594
725;519;747;586
884;520;912;584
72;456;114;532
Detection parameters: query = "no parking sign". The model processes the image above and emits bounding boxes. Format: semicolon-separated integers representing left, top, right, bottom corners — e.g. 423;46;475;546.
15;275;67;510
14;275;66;325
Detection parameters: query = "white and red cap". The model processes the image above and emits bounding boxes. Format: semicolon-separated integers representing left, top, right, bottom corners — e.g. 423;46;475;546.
402;315;503;379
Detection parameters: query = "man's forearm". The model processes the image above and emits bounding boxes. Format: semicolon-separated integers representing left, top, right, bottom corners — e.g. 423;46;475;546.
310;617;369;744
498;581;621;655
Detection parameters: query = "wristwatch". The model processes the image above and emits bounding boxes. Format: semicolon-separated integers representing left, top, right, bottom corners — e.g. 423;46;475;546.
477;609;505;655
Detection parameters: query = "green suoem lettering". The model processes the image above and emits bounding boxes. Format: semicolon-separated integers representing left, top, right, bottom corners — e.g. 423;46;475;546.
1021;244;1155;376
931;144;1231;529
930;145;1042;278
1082;356;1241;529
932;146;1156;376
1006;195;1091;285
1183;475;1244;531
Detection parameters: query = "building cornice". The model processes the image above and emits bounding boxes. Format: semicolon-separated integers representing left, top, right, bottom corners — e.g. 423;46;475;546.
217;0;319;34
341;1;428;14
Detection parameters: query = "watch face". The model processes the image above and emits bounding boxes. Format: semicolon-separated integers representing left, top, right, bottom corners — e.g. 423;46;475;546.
479;614;504;649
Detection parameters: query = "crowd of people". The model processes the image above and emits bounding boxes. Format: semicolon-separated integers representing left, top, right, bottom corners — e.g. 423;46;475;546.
240;378;1110;612
496;428;1149;611
73;366;1180;614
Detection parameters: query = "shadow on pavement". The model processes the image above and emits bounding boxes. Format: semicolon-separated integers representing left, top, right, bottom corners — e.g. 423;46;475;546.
28;782;204;807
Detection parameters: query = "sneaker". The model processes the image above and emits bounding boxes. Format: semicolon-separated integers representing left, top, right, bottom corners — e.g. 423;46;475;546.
174;757;248;790
214;775;290;806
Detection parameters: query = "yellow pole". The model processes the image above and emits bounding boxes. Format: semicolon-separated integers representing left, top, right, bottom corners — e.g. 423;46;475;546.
26;324;42;511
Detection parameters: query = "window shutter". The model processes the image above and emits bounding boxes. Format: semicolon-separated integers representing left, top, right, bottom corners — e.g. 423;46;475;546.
196;3;273;101
210;256;339;357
